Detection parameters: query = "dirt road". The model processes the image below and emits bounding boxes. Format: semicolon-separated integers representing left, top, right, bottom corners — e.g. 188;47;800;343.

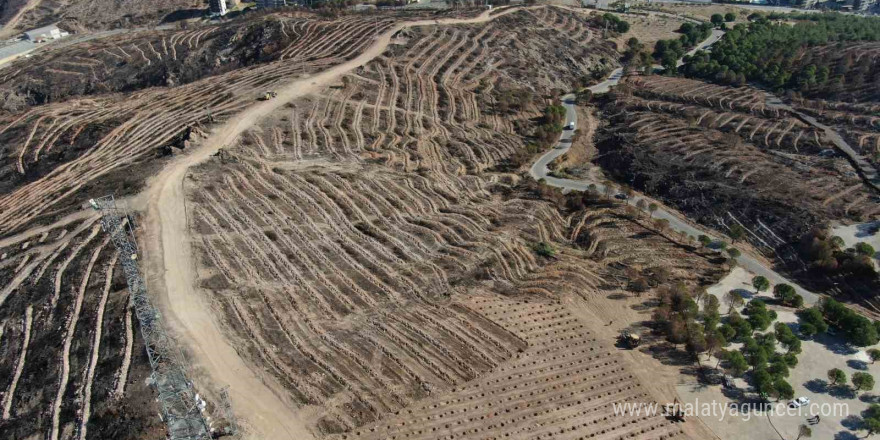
0;0;43;39
140;7;526;440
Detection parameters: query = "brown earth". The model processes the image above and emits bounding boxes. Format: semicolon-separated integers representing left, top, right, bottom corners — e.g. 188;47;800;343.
165;7;727;439
0;6;736;440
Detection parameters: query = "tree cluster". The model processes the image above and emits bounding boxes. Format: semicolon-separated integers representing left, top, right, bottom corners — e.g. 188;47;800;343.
652;283;725;358
622;38;653;73
593;13;630;34
680;13;880;93
772;283;804;308
532;241;556;258
532;104;566;149
796;306;828;339
721;312;799;400
799;228;877;279
494;88;534;115
820;298;880;346
651;283;808;401
652;22;713;73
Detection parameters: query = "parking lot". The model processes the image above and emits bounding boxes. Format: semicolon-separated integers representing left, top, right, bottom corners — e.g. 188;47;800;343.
677;268;880;440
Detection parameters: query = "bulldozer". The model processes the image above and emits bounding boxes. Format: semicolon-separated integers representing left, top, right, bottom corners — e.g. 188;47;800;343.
258;91;278;101
618;330;641;349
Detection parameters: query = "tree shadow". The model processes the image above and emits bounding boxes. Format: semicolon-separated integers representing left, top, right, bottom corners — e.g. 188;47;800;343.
841;415;863;431
834;431;859;440
859;393;880;404
642;342;693;367
161;9;205;23
804;378;828;394
848;359;869;371
631;299;659;312
854;221;880;238
814;332;860;356
720;386;748;403
732;288;755;301
829;385;857;400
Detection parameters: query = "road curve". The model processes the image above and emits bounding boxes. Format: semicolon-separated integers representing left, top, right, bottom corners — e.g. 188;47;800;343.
140;6;532;440
529;55;819;306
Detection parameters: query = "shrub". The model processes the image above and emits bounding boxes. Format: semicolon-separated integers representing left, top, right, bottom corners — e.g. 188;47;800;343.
855;242;876;257
533;241;556;258
853;372;875;394
828;368;847;386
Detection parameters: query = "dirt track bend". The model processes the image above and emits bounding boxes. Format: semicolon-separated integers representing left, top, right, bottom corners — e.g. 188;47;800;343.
141;7;526;440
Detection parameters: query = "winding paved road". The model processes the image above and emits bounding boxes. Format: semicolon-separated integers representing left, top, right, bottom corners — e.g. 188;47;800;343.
529;36;820;305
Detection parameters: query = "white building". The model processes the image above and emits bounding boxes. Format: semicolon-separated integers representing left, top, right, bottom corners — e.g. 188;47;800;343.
210;0;228;15
24;25;67;42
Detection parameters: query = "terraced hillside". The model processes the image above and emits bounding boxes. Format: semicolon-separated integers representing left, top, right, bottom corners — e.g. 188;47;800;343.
182;8;722;439
0;12;411;235
0;213;164;439
0;0;197;34
594;75;880;253
0;12;476;108
0;8;492;440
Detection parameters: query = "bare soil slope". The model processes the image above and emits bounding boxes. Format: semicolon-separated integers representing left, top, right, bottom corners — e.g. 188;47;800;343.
176;8;723;439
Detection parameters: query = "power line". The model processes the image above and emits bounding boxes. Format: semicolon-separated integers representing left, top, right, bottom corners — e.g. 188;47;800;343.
90;195;211;440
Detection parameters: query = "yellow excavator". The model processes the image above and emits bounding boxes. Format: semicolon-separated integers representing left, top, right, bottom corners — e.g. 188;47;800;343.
259;91;278;101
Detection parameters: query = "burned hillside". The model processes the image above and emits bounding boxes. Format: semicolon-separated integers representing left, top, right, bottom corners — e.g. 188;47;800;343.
0;14;401;108
593;76;879;255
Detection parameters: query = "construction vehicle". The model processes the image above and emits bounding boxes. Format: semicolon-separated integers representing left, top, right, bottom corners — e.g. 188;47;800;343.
618;330;641;349
258;91;278;101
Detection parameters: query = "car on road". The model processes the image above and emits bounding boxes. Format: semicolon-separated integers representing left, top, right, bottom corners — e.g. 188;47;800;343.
789;397;810;408
722;375;735;389
564;122;574;130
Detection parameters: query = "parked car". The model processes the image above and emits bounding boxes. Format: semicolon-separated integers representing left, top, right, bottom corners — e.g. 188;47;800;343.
722;376;734;389
789;397;810;408
614;193;628;200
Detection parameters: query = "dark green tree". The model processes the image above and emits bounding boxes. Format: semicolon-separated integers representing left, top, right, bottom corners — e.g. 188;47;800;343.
828;368;846;386
853;372;876;395
752;276;770;295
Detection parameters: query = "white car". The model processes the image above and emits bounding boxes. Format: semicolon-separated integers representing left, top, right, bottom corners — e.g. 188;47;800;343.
789;397;810;408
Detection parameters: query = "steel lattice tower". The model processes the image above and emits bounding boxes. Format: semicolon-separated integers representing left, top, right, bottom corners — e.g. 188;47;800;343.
92;195;210;440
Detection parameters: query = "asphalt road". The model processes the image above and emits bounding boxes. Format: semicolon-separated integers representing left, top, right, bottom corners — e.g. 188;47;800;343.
678;28;724;67
529;37;820;305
